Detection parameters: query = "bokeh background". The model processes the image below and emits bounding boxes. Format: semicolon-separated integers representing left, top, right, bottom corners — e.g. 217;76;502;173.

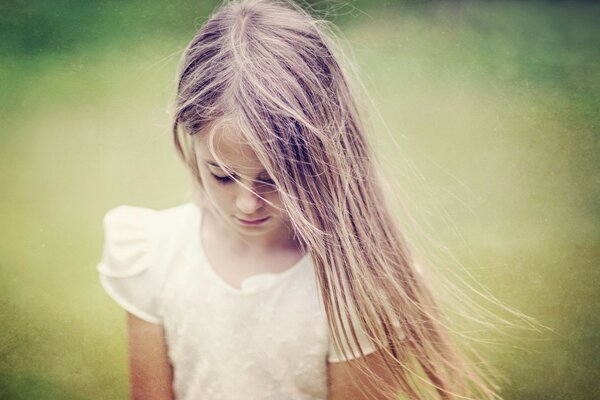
1;0;598;399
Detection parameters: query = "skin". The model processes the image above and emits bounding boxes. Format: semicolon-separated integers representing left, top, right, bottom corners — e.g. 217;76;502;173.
193;123;308;288
193;123;300;253
126;313;174;400
126;124;399;399
328;350;400;400
127;314;398;400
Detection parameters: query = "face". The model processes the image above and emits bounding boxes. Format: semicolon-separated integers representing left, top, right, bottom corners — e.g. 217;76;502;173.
193;123;292;242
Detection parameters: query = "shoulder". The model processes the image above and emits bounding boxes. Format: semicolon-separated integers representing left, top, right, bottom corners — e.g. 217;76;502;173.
99;205;160;277
102;201;195;246
101;202;199;256
97;202;199;323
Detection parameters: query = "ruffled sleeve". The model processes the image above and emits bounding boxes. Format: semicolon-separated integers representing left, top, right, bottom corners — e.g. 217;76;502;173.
326;301;379;363
326;294;404;363
97;205;163;324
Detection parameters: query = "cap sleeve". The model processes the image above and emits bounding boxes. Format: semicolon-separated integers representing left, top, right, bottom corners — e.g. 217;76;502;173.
326;294;404;363
97;205;162;324
326;300;379;363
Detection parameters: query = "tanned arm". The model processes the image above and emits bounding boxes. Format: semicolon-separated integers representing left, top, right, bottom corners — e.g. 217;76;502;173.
126;312;175;400
328;349;399;400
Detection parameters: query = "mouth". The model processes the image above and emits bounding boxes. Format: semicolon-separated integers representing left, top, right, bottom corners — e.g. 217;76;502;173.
236;216;270;225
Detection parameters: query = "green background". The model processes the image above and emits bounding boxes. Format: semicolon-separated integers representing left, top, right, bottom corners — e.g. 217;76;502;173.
1;1;598;399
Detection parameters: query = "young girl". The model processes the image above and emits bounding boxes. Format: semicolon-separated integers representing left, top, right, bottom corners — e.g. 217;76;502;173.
98;0;499;399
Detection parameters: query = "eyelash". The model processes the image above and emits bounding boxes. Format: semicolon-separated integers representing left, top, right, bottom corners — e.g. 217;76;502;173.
210;173;234;184
209;173;275;187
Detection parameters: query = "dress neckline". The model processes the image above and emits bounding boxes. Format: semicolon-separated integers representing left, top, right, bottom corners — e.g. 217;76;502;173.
187;203;310;295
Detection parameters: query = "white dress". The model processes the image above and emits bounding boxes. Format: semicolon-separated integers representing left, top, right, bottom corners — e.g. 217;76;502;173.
97;202;378;400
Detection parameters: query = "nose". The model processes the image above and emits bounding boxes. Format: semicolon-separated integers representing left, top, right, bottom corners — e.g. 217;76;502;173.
235;185;264;215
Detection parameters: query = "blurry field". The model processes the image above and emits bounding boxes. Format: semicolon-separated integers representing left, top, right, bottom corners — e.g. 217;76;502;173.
0;1;598;399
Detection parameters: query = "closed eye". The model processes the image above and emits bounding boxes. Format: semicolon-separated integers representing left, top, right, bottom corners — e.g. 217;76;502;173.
209;172;276;188
210;173;235;184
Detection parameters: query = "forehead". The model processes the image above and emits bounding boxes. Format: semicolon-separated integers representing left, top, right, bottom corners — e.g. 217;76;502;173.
194;123;265;173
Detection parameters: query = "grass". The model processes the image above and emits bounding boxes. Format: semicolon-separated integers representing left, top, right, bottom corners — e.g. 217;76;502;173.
0;1;598;399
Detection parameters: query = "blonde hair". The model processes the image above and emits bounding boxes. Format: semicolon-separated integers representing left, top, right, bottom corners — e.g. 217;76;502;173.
172;0;499;398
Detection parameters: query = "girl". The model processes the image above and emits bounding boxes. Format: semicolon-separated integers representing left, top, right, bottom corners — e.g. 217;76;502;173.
98;0;499;399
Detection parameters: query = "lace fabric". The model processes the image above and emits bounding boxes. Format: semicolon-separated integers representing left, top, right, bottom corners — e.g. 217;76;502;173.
97;203;378;399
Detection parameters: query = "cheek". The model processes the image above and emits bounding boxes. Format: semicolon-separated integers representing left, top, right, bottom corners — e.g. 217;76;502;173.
265;191;285;213
206;183;231;200
202;176;233;204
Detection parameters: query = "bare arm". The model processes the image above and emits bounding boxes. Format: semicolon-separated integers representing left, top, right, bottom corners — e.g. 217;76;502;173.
328;349;399;400
126;312;175;400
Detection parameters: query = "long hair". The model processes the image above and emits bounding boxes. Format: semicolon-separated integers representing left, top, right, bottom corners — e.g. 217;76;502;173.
172;0;499;398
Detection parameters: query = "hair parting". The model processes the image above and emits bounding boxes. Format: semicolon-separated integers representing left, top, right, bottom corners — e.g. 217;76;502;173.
172;1;506;398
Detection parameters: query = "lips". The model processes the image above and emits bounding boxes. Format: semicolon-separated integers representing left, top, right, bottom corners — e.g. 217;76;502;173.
237;216;270;224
